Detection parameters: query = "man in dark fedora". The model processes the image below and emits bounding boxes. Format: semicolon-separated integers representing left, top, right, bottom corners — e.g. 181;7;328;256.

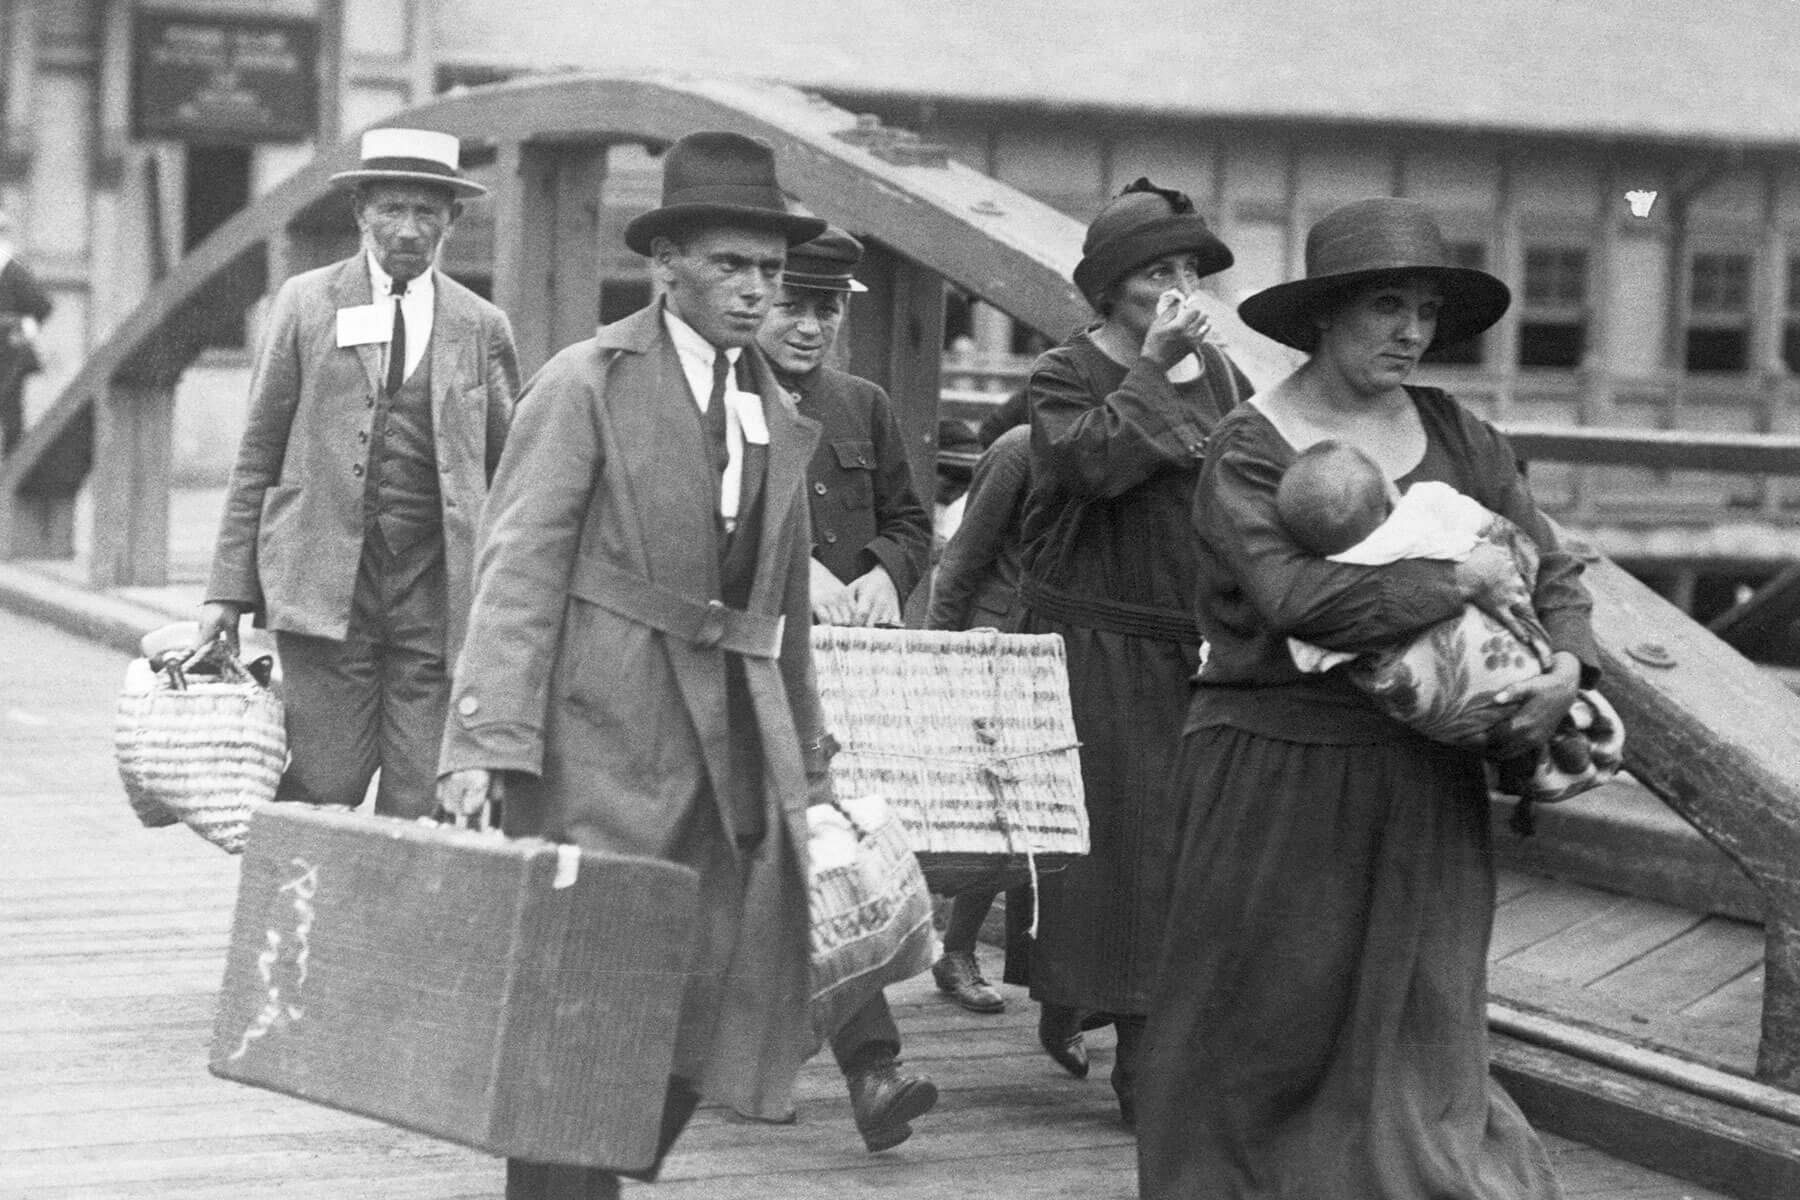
200;127;518;819
753;226;938;1151
437;131;857;1198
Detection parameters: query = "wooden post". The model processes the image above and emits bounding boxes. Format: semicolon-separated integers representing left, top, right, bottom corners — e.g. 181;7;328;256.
489;141;605;378
88;380;174;588
842;239;946;505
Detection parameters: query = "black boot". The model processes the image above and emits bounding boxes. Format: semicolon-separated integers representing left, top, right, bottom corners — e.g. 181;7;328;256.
846;1054;938;1152
1113;1016;1145;1130
1038;1002;1089;1079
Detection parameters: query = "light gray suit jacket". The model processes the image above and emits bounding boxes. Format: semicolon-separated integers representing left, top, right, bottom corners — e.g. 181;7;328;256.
207;255;519;659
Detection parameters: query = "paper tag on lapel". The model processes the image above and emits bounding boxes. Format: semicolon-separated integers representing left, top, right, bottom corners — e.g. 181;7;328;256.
725;386;769;446
336;303;392;348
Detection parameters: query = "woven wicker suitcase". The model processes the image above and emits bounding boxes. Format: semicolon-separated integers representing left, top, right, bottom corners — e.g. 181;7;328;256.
210;804;700;1171
810;626;1088;893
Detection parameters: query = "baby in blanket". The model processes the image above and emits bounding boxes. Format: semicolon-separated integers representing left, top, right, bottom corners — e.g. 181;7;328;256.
1275;440;1621;804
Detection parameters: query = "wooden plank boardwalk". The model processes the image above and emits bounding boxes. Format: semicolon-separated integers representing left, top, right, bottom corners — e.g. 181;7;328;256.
0;607;1739;1199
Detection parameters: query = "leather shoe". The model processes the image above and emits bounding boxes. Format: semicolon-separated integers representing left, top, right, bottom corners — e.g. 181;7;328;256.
847;1058;938;1152
1038;1004;1089;1079
931;949;1005;1014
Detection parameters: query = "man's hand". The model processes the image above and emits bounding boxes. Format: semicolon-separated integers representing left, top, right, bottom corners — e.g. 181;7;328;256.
810;558;857;626
196;602;245;656
845;566;902;627
1487;651;1582;759
437;768;503;819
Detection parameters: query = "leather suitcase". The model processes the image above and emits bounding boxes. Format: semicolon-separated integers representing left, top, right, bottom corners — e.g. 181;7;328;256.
209;804;699;1170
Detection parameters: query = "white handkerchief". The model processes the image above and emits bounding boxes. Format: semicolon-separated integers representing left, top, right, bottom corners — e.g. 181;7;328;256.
336;303;392;348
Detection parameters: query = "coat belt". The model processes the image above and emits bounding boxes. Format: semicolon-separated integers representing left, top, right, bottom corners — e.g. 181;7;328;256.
569;556;785;659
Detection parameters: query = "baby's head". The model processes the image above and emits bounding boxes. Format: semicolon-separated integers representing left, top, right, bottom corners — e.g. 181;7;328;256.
1276;440;1395;556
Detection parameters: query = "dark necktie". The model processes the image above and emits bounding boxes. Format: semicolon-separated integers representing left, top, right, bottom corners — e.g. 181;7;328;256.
385;280;408;396
702;351;731;483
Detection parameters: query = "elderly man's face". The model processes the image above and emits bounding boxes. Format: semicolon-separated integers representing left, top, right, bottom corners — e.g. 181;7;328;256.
354;182;459;285
654;226;787;349
756;285;846;375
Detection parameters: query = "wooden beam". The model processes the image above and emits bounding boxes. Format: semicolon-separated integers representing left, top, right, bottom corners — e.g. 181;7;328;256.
88;381;173;588
844;239;946;510
1582;551;1800;1087
1505;423;1800;475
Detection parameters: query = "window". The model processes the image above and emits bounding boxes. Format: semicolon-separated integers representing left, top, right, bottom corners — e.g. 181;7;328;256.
1685;251;1753;373
1421;240;1488;366
1517;245;1588;368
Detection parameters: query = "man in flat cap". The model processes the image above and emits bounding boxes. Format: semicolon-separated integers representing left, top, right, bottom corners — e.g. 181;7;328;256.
436;131;847;1198
753;226;939;1151
200;127;519;819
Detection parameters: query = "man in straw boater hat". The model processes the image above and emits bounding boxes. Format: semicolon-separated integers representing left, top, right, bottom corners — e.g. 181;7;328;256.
438;132;871;1197
750;226;939;1151
199;127;518;819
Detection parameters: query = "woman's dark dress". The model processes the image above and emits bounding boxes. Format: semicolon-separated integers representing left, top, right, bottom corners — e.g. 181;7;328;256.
1136;388;1597;1200
1013;330;1250;1013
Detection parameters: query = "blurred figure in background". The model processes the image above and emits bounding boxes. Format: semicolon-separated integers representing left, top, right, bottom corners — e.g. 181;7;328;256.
0;209;53;459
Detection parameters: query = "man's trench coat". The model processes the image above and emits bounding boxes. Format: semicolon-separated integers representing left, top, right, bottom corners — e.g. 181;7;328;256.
439;301;832;1119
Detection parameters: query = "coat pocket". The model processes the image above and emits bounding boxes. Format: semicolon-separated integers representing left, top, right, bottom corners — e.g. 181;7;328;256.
830;439;877;510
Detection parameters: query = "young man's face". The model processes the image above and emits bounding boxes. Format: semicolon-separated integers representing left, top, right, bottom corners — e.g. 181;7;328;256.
756;285;847;375
655;226;788;349
354;182;459;284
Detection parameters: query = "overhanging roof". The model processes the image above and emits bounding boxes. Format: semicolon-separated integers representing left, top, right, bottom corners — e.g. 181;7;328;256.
436;0;1800;150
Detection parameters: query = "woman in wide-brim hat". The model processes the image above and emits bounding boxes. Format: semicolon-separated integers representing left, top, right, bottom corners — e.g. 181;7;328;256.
1134;196;1598;1198
1008;179;1252;1126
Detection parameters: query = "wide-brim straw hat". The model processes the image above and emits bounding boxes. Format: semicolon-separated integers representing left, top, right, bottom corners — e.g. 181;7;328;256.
1072;178;1233;306
1238;197;1510;351
625;131;826;255
329;127;487;199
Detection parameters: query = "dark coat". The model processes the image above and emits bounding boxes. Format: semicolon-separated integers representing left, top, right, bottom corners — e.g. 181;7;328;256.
786;364;930;597
1013;330;1251;1014
928;423;1030;633
0;258;52;323
439;301;830;1119
206;255;519;661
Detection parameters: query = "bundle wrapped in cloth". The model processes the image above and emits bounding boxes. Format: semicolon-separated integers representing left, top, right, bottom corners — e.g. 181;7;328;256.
1286;481;1623;806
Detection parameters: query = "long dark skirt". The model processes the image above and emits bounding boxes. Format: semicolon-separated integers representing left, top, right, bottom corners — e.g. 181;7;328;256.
1006;619;1200;1014
1136;724;1561;1200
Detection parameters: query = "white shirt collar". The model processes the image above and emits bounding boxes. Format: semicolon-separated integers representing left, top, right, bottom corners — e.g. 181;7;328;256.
366;251;434;302
661;303;740;397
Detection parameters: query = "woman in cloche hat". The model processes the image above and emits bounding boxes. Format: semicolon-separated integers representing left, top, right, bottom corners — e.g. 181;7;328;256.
1009;179;1252;1127
1133;197;1599;1199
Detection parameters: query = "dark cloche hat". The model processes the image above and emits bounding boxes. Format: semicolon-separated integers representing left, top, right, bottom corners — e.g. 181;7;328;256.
1237;197;1512;352
624;131;826;256
782;226;869;293
329;128;487;199
1072;178;1233;306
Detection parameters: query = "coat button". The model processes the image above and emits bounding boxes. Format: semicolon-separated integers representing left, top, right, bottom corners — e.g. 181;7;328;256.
813;482;827;495
457;696;480;717
358;432;368;444
352;464;364;477
823;531;839;544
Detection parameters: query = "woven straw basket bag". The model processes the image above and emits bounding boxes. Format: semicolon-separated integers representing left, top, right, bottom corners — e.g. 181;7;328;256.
810;626;1088;895
115;643;286;854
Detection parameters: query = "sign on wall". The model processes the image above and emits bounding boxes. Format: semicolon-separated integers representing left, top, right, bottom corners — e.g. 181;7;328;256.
132;11;319;143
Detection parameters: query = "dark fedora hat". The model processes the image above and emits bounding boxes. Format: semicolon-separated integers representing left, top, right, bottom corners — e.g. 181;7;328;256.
624;131;826;256
1072;178;1233;306
1238;197;1511;352
782;226;869;293
329;128;487;199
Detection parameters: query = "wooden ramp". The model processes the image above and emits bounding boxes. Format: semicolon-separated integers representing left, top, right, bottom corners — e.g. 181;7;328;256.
0;609;1742;1199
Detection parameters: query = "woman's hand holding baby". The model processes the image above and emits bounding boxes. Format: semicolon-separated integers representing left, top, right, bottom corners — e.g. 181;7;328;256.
1487;650;1581;758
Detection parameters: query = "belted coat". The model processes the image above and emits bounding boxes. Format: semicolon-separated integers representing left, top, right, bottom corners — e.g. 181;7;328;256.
438;300;831;1119
206;255;519;660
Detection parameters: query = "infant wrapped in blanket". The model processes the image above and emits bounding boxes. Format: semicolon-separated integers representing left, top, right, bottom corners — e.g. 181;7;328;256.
1277;440;1621;805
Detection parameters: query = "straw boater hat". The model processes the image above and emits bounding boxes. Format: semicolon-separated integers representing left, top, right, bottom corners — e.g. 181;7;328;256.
329;128;487;199
1237;197;1511;352
781;226;869;294
624;131;825;256
1072;177;1233;307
